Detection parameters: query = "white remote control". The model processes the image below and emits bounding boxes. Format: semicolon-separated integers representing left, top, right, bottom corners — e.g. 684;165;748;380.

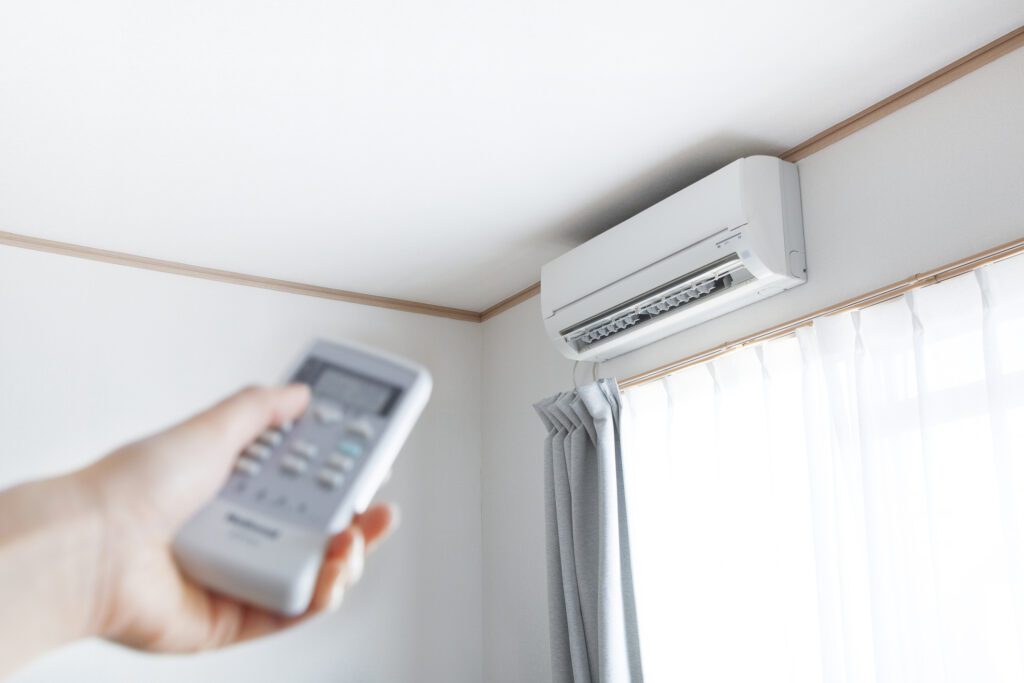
173;340;432;616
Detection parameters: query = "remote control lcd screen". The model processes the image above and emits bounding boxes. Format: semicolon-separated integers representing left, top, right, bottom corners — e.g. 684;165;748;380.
314;366;399;416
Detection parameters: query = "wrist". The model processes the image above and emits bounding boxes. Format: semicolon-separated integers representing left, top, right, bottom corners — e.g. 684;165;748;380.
0;472;105;675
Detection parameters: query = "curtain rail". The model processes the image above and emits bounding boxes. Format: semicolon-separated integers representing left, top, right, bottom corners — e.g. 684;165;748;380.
619;234;1024;389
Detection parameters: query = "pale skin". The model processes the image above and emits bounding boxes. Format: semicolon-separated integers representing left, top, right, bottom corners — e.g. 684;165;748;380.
0;384;398;678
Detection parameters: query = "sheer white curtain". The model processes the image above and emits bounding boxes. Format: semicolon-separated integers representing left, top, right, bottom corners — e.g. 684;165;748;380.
621;254;1024;683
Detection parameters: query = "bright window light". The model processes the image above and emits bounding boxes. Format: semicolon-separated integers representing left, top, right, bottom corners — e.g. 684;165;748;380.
621;256;1024;683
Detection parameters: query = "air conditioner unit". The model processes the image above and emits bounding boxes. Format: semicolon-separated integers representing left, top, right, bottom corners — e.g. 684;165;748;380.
542;156;806;361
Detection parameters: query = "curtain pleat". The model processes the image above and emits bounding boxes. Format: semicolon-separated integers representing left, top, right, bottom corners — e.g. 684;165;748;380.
536;380;643;683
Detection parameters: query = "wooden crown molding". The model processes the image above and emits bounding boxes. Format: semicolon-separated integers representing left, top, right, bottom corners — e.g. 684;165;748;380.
0;231;482;323
2;26;1021;323
780;24;1024;161
479;282;542;321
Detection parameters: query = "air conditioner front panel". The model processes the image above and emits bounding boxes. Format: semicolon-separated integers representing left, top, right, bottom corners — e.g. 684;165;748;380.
546;225;746;326
541;161;748;316
540;156;805;362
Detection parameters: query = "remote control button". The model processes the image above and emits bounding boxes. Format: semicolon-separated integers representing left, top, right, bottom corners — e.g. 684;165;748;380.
245;443;274;461
315;403;343;424
337;439;365;459
280;420;295;433
257;429;284;447
280;455;308;475
346;419;375;440
291;440;319;459
327;452;356;472
317;469;345;489
234;457;262;476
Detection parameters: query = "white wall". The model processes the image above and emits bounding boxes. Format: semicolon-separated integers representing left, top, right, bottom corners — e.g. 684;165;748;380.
480;46;1024;682
0;247;483;683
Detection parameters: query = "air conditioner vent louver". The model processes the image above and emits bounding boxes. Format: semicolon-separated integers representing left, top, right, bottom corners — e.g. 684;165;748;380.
564;256;748;351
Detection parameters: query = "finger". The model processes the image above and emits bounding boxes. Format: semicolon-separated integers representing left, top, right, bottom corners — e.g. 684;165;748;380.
206;596;289;646
304;504;399;616
306;527;365;614
184;503;400;645
82;384;313;535
327;504;400;557
189;384;311;456
132;579;289;651
148;384;312;524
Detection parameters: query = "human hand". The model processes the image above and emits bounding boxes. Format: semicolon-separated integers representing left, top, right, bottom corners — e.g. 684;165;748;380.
0;385;399;675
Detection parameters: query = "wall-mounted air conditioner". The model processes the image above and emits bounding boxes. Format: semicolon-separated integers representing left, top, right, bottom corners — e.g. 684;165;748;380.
541;156;806;361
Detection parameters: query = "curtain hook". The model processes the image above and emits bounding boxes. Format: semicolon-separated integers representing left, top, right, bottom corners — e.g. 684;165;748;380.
572;360;580;391
591;361;599;383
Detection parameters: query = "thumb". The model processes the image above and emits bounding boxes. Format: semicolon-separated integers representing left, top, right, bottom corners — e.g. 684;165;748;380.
186;384;312;460
81;384;312;537
154;383;311;505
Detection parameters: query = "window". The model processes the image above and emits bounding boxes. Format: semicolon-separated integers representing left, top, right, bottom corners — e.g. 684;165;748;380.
622;255;1024;682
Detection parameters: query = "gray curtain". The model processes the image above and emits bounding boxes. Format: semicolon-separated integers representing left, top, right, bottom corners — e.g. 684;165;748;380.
534;379;643;683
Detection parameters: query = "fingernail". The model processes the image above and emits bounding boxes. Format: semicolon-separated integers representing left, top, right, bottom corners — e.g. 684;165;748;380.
347;529;366;586
329;582;345;611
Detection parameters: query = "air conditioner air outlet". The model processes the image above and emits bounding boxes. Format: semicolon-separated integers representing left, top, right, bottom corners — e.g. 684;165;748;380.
564;262;752;352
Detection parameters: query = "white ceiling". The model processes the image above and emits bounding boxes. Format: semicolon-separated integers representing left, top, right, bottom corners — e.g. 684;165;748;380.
1;2;1022;311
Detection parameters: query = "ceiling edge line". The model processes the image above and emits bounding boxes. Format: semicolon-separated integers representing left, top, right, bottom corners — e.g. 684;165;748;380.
0;230;483;323
479;24;1024;321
